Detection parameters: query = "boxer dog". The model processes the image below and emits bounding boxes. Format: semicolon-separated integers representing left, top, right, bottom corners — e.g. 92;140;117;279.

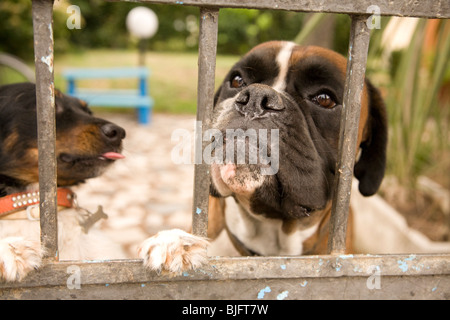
139;41;387;273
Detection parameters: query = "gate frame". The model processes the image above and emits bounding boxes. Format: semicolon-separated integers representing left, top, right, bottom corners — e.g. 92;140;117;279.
1;0;449;300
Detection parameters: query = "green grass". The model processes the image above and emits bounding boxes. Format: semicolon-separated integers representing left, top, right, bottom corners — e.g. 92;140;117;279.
0;66;32;84
53;49;238;114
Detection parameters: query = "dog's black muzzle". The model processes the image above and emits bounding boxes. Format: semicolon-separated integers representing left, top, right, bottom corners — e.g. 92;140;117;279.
234;84;285;120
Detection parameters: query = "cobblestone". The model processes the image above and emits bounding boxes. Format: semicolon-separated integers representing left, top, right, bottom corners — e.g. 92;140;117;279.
73;112;196;258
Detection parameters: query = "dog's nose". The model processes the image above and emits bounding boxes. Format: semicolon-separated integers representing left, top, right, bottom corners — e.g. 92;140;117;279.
100;123;126;143
235;84;284;118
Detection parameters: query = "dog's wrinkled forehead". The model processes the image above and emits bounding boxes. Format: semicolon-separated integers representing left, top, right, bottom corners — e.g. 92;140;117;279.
234;42;286;86
240;41;347;89
232;42;282;86
273;42;296;92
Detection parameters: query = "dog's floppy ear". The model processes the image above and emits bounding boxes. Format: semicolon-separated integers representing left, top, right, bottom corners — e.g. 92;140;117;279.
213;84;223;106
354;80;388;196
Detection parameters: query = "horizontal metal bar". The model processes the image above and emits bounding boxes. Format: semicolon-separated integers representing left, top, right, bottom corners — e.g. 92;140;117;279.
2;275;449;300
1;254;449;299
111;0;450;19
3;254;448;286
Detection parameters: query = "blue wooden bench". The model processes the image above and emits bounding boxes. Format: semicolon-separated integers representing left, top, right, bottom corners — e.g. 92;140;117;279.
63;67;154;125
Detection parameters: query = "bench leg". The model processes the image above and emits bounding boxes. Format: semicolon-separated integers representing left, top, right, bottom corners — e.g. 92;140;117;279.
67;79;75;95
138;77;150;125
138;107;150;125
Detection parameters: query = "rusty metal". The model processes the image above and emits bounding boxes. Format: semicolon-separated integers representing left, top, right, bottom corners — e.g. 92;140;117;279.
191;7;219;237
1;254;448;299
328;16;371;254
32;0;58;261
109;0;450;19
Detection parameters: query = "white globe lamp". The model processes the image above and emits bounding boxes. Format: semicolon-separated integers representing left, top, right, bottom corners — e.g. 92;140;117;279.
126;7;159;65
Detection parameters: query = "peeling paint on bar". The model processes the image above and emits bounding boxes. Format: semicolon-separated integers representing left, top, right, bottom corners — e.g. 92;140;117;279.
276;290;289;300
191;7;219;237
32;0;58;261
397;254;417;273
257;286;271;299
40;55;53;73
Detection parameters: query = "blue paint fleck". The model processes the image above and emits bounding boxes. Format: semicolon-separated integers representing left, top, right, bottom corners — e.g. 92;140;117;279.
335;259;343;272
411;262;425;272
432;287;437;292
300;280;308;287
277;291;289;300
105;283;109;287
397;255;416;273
197;269;214;277
398;260;408;272
141;284;145;287
353;265;363;272
196;207;202;214
257;286;271;299
280;264;286;270
183;271;190;277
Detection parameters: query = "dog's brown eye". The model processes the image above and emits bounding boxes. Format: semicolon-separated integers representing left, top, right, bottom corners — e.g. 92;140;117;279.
231;75;245;89
312;93;336;109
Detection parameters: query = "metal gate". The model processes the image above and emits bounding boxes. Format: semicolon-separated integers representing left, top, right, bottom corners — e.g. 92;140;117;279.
1;0;449;300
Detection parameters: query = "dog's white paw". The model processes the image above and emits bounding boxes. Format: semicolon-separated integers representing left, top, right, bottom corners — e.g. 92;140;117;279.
0;237;43;282
138;229;209;275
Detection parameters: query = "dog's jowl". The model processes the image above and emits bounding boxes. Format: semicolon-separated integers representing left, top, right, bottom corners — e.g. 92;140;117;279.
139;41;387;274
0;82;126;282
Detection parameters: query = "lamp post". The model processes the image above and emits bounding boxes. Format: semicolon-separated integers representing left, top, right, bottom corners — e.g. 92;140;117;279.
126;7;159;66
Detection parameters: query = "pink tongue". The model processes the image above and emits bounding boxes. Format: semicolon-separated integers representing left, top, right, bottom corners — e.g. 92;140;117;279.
101;152;125;160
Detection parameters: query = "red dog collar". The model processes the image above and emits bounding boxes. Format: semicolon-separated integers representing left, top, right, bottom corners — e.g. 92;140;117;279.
0;188;75;218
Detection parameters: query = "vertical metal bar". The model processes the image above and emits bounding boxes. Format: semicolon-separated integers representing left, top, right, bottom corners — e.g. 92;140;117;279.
328;15;371;254
32;0;58;261
192;7;219;237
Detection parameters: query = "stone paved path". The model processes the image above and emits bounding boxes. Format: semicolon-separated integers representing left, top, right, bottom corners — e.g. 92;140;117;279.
73;112;196;258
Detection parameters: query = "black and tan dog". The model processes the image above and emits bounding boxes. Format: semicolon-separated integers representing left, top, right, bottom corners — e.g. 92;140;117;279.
139;41;387;273
0;82;126;281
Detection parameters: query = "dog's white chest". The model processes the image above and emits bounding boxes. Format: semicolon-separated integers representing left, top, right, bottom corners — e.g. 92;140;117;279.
224;197;318;256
